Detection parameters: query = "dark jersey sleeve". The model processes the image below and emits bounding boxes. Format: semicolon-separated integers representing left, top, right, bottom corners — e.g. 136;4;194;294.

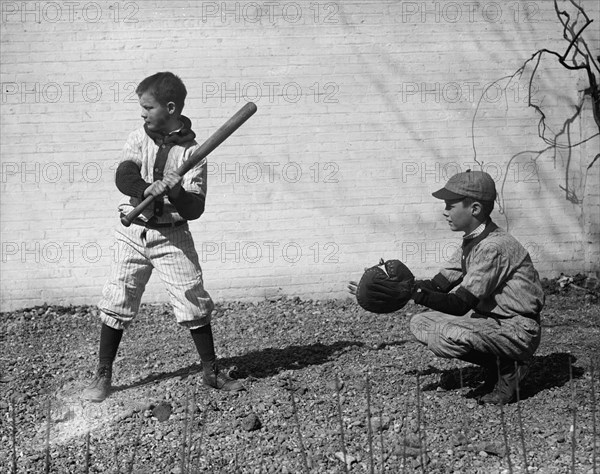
115;160;150;199
168;190;206;220
413;286;478;316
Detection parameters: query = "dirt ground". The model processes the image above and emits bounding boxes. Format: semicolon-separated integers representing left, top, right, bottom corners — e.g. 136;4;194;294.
1;276;598;473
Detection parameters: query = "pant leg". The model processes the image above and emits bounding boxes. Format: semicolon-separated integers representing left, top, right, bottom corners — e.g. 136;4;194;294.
409;310;541;361
145;225;213;330
98;225;153;330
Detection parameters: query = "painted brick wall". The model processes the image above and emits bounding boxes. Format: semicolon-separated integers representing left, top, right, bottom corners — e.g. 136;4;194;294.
1;1;599;311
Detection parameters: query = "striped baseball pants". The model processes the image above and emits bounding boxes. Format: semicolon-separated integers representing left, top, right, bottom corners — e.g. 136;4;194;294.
98;223;213;330
409;311;541;361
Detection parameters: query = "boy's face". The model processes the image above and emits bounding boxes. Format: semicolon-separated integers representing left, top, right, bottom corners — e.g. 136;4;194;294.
138;91;176;134
443;199;480;234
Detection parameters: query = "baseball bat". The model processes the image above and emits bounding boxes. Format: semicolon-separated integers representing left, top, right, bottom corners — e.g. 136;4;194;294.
120;101;258;227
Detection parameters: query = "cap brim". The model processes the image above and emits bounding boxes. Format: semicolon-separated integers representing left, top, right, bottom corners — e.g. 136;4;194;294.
432;188;465;200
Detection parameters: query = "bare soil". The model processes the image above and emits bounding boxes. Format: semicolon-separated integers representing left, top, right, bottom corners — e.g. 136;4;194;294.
1;277;598;473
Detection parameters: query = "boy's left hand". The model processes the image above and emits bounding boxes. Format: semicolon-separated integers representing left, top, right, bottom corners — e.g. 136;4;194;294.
162;171;183;199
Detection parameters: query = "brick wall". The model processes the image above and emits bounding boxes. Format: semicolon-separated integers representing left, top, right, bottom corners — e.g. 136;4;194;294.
1;1;599;311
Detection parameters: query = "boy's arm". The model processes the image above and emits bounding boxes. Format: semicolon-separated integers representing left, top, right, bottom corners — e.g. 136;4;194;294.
115;132;151;199
413;244;464;295
167;149;208;221
413;241;508;316
410;243;471;314
168;188;205;220
116;161;150;199
412;285;476;315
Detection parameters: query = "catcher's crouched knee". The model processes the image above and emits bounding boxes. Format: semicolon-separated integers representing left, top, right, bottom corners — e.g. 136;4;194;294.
409;312;431;342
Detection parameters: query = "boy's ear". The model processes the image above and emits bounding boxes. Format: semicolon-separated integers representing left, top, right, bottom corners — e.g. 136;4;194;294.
166;101;177;115
471;201;483;217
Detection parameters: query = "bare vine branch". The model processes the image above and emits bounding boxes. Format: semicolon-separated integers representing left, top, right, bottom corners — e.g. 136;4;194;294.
471;0;599;217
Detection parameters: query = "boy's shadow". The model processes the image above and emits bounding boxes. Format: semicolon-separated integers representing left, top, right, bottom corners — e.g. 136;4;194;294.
112;340;372;393
421;352;584;401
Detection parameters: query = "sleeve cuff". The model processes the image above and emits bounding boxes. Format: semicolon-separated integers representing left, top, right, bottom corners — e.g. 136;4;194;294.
432;273;453;292
455;286;480;309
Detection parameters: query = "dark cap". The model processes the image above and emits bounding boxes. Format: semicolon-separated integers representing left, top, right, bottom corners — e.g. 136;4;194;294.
432;169;496;201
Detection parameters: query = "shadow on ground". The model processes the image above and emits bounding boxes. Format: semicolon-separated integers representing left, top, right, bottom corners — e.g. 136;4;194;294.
112;340;370;393
419;352;585;402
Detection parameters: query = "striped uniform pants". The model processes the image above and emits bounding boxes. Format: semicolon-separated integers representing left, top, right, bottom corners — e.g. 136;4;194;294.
409;311;541;361
98;223;213;330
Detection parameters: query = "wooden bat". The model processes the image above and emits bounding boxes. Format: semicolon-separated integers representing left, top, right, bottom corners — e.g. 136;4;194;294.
121;101;258;227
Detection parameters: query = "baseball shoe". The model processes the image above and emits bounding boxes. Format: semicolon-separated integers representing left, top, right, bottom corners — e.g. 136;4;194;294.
82;365;112;402
203;361;244;392
466;366;498;398
447;350;497;396
478;359;530;405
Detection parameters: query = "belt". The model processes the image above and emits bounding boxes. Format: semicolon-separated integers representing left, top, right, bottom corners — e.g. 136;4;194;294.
508;312;540;321
123;215;187;229
475;311;540;321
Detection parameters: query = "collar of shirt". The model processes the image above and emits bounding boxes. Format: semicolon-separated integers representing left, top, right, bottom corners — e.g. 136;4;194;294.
463;221;487;240
168;122;183;135
144;115;196;146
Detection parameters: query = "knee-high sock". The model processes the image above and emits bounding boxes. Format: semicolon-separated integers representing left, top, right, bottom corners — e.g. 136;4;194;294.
190;324;216;364
99;323;123;366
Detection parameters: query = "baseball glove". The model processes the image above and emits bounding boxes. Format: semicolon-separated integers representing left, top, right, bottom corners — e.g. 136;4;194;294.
355;259;415;314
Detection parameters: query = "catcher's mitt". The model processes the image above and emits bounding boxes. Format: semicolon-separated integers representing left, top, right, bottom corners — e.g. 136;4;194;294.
355;259;415;314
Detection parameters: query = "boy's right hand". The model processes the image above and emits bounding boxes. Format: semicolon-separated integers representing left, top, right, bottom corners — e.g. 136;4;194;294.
143;180;168;198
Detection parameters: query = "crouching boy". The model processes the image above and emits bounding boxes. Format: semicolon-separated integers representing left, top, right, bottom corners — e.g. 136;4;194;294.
409;170;544;404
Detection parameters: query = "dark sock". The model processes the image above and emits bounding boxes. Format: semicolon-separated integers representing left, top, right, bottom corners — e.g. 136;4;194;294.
99;323;123;366
190;324;216;365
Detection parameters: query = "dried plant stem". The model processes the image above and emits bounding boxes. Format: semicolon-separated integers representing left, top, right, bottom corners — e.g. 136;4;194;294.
378;404;385;474
180;387;190;473
514;362;528;471
415;374;426;473
186;388;196;471
366;374;375;474
11;397;17;474
84;430;91;474
591;358;597;474
569;356;577;474
289;375;309;474
44;398;51;474
498;359;513;474
192;400;209;472
401;393;410;474
335;376;349;474
500;401;513;473
258;431;265;474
